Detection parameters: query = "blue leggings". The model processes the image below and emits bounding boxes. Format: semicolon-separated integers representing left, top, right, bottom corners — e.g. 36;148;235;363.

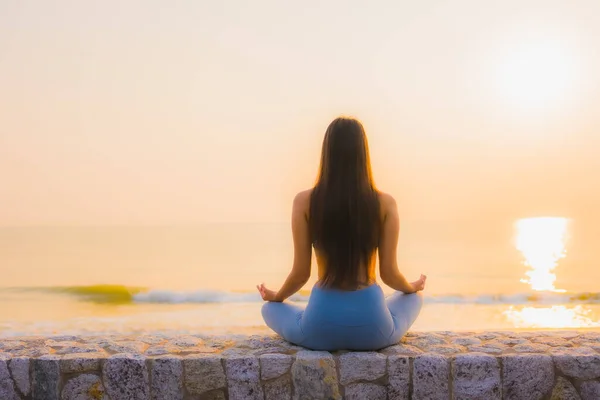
261;284;423;351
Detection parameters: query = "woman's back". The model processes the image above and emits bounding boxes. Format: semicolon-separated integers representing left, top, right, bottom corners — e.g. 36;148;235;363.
308;117;380;290
259;117;426;351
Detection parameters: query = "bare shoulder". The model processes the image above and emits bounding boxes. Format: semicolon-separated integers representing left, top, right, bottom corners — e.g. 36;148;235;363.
293;189;313;212
377;190;398;219
377;190;397;209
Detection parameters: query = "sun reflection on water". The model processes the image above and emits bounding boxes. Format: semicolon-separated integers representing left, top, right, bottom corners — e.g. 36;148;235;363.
515;217;568;292
507;217;599;328
504;305;600;328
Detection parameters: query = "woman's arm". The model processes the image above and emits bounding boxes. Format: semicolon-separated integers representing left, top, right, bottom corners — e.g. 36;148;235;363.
378;193;425;294
260;191;312;302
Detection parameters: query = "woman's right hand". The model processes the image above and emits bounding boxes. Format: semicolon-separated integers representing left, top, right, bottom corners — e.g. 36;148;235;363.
410;274;427;293
256;283;281;302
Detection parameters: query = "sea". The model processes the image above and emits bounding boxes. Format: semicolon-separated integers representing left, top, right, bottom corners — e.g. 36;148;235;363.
1;219;599;337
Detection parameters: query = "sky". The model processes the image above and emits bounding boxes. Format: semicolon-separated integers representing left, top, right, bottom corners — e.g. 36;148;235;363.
1;0;600;226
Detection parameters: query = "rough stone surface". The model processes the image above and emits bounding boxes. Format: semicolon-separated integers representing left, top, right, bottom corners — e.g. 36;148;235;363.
183;355;226;395
263;376;292;400
339;352;387;384
467;343;506;354
387;355;410;400
102;354;149;400
550;377;580;400
1;331;600;400
533;336;573;347
150;356;183;400
406;333;447;349
33;356;60;400
54;345;103;355
168;335;203;347
345;383;387;400
502;354;554;400
107;341;148;354
451;337;482;346
554;350;600;380
474;333;500;340
292;351;340;400
0;358;19;400
429;344;466;354
381;344;423;356
259;353;292;380
413;354;449;400
452;353;501;400
225;356;264;400
62;374;108;400
8;357;30;397
202;390;227;400
579;380;600;400
513;343;551;353
60;353;102;373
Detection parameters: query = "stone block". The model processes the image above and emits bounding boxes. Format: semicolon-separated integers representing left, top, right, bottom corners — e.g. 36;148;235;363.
345;383;387;400
33;356;61;400
502;354;554;400
259;353;292;380
225;356;264;400
553;350;600;380
339;352;386;384
579;380;600;400
60;353;103;374
387;355;410;400
413;353;450;400
102;354;149;400
62;374;108;400
550;377;580;400
8;357;30;397
452;353;501;400
150;356;183;400
291;351;341;400
0;357;19;400
264;376;292;400
183;355;226;395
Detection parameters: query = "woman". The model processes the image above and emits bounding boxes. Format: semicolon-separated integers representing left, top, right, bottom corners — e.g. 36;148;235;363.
257;117;426;351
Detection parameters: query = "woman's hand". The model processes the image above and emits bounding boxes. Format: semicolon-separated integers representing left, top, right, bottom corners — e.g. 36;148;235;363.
410;274;427;293
256;283;281;302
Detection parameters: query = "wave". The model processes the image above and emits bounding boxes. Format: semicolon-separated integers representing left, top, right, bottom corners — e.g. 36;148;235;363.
426;292;600;305
4;285;600;305
39;285;146;304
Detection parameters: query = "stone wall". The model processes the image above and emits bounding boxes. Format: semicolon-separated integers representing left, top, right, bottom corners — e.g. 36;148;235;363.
1;331;599;399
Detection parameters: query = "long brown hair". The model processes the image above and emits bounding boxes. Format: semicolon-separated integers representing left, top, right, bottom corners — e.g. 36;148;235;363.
309;117;380;289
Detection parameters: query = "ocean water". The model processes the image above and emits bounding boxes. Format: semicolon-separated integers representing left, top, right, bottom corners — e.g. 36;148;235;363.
1;221;599;337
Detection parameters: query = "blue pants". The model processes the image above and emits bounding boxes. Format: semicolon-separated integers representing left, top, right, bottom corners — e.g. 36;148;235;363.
261;284;423;351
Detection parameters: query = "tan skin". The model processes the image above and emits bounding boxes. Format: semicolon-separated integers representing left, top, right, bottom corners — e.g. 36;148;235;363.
257;189;427;302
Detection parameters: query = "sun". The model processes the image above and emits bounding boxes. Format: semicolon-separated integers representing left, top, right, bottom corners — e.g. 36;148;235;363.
490;36;579;111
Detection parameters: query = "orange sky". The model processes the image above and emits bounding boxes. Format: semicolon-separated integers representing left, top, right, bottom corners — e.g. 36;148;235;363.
1;0;599;226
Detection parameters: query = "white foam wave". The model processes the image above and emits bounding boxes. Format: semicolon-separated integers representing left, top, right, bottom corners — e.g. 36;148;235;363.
130;289;600;305
427;292;600;305
132;290;310;304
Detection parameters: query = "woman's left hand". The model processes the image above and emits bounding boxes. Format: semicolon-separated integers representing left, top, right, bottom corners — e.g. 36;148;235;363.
256;283;280;302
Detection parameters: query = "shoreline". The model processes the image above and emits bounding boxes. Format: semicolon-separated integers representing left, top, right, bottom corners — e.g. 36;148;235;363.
1;331;600;399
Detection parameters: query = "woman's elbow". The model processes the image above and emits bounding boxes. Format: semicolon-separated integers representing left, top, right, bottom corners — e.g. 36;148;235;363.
296;272;310;285
379;267;393;286
292;269;310;284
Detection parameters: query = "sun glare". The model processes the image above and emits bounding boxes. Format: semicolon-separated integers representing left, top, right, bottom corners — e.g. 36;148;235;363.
515;217;568;292
504;305;600;328
491;36;579;111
